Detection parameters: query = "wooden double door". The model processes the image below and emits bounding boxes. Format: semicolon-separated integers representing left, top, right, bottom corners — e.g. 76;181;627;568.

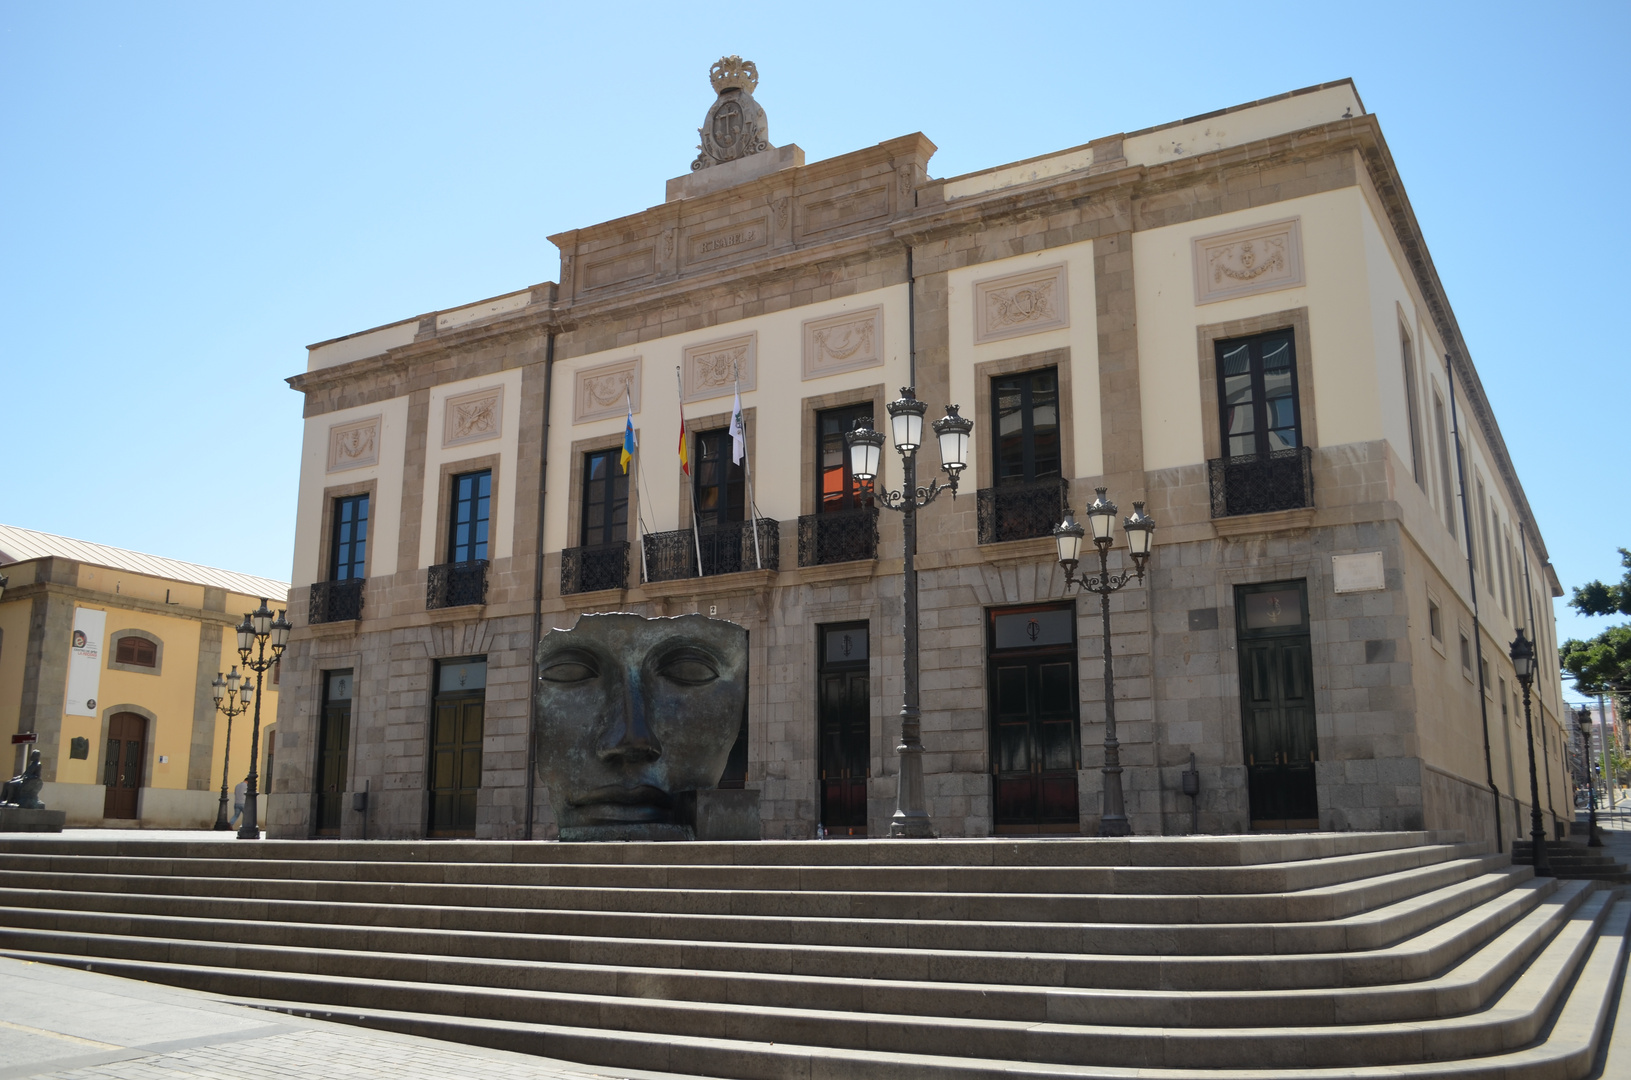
429;659;488;837
1236;581;1320;830
103;712;146;819
314;670;353;835
818;623;870;836
989;605;1080;834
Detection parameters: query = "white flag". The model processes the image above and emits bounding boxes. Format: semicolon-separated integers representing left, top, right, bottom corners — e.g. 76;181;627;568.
729;384;745;465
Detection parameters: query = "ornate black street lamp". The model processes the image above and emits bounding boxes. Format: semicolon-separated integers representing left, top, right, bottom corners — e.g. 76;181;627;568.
1054;488;1154;837
209;666;251;831
1577;703;1603;847
846;389;971;839
234;598;290;840
1508;629;1550;874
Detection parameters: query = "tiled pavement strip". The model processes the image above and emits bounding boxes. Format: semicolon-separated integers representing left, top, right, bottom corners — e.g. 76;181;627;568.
0;823;1627;1078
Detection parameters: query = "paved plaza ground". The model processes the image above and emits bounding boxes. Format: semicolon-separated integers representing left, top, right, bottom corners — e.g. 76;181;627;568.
0;819;1627;1079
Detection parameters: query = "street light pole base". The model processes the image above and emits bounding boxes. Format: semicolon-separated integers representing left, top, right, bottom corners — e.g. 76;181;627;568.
889;813;937;839
1098;815;1131;837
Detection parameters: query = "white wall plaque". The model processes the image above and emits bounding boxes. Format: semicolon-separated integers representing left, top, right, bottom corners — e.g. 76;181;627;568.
326;416;381;473
442;385;503;448
802;306;883;381
1192;217;1304;305
1332;551;1386;594
973;263;1069;344
682;333;756;403
572;357;641;425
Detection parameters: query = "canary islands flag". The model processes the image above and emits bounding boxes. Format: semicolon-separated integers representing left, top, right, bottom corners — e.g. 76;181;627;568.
619;399;636;474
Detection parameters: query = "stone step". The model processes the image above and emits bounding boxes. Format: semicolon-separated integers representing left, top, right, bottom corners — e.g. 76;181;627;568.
0;865;1530;957
0;870;1552;992
0;879;1591;1030
3;892;1620;1072
0;840;1487;895
0;830;1463;868
0;850;1505;925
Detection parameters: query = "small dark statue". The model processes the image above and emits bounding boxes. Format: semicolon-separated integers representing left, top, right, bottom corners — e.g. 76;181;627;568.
535;612;747;841
1;750;45;810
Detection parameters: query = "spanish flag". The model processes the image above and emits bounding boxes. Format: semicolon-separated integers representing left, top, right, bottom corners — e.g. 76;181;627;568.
677;407;690;476
619;398;636;474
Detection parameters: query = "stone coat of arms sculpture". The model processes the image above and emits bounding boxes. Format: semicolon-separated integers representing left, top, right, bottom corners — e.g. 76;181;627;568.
692;56;772;171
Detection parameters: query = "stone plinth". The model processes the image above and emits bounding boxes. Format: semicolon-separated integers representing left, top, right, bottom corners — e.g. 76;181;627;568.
0;807;65;832
682;789;761;841
666;145;803;202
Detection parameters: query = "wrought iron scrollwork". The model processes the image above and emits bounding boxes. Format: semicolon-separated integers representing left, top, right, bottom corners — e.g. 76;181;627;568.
308;579;364;624
643;519;780;583
426;560;488;610
797;507;879;567
976;476;1070;544
1207;447;1314;517
560;542;629;595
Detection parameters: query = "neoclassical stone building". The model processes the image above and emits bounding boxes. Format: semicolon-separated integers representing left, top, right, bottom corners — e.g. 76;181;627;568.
270;65;1571;844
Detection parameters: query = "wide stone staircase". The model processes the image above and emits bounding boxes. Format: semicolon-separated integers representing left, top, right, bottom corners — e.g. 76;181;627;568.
0;830;1625;1078
1515;839;1631;884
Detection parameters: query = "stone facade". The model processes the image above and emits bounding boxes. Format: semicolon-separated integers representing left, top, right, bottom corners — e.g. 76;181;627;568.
271;76;1573;845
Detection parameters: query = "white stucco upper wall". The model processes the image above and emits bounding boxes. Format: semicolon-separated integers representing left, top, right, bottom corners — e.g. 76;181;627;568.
307;320;420;372
943;83;1364;203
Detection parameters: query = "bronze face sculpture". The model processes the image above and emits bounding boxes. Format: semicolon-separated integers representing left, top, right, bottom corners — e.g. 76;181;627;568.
535;613;747;841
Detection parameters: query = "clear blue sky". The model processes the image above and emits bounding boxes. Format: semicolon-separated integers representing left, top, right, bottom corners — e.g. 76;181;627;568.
3;3;1626;698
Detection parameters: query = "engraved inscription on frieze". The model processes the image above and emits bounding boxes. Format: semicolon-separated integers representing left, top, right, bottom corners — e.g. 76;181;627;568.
682;333;756;403
442;385;504;449
573;357;642;425
802;306;883;381
973;263;1070;344
1192;218;1304;305
327;416;382;473
687;217;769;264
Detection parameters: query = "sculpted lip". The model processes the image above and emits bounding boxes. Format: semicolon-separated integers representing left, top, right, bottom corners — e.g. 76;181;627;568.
568;784;672;808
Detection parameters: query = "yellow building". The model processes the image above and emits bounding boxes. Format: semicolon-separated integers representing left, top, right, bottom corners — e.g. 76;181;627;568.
0;525;289;828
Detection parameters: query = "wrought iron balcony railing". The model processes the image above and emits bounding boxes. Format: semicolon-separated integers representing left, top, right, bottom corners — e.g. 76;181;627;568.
560;542;629;595
797;506;879;567
643;519;780;583
426;559;489;610
977;475;1070;545
1207;446;1315;518
308;578;364;624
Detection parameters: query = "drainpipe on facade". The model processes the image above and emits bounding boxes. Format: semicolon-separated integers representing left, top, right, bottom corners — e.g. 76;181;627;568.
1447;353;1502;854
1518;524;1554;835
525;326;556;841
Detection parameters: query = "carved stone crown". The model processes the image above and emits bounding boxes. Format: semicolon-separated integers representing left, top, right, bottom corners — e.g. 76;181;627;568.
709;55;758;94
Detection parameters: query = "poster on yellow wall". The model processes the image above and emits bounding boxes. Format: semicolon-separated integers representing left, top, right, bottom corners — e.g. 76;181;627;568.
65;607;106;717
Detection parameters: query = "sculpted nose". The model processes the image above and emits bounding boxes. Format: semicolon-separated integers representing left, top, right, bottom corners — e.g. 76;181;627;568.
599;671;661;764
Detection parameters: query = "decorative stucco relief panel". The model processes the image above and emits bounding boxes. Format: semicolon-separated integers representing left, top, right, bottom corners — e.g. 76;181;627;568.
802;306;883;381
573;358;642;424
1192;217;1304;305
326;416;381;473
973;263;1070;344
682;333;756;403
441;385;504;449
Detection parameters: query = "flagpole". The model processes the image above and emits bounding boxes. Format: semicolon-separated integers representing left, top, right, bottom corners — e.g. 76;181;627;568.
627;386;649;585
732;365;762;571
677;366;705;575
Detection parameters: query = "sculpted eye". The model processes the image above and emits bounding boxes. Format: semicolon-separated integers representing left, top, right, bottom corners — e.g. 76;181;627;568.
658;649;719;686
539;652;598;683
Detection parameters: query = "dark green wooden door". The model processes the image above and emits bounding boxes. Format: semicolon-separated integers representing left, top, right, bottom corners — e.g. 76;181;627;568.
315;671;353;835
988;606;1080;834
1235;582;1319;829
429;698;483;836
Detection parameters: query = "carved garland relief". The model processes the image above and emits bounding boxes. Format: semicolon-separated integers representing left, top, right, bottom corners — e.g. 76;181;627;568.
802;306;884;381
1191;217;1304;305
682;333;756;403
442;385;504;448
572;358;643;424
972;263;1070;344
327;416;381;473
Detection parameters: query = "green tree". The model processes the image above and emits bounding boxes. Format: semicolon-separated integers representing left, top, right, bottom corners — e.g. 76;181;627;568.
1561;547;1631;698
1571;548;1631;618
